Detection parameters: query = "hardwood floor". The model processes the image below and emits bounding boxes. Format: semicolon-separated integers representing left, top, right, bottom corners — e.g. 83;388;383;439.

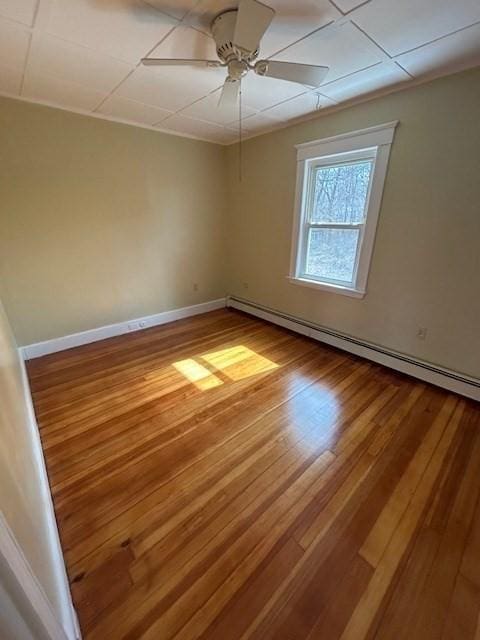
27;309;480;640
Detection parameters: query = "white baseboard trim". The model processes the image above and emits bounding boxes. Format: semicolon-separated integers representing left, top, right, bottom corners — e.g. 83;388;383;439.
21;298;227;360
16;355;81;639
227;296;480;402
0;512;72;640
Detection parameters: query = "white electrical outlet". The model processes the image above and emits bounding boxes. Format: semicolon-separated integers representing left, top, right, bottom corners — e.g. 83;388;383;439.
128;321;146;332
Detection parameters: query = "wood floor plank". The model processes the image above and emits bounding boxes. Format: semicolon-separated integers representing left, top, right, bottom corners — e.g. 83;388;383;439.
389;404;480;640
90;450;337;640
59;354;356;557
36;326;290;425
441;574;480;640
30;320;249;408
63;352;354;574
360;394;458;568
197;536;306;640
372;402;480;640
339;398;464;640
46;335;321;489
240;386;440;640
27;309;480;640
475;612;480;640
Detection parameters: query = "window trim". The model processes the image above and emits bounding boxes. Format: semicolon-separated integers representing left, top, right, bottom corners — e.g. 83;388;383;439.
289;121;398;298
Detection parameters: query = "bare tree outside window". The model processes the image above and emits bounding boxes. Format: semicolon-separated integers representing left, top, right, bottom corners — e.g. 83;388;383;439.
304;161;373;284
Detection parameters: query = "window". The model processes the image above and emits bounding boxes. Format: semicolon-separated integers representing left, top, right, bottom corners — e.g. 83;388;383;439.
289;121;398;298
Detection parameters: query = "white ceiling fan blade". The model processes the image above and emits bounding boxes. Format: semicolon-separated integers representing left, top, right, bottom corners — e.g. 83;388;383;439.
255;60;329;87
141;58;223;67
218;79;240;109
233;0;275;54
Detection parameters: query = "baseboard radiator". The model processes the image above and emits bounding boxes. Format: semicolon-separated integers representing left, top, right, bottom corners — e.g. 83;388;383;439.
227;296;480;402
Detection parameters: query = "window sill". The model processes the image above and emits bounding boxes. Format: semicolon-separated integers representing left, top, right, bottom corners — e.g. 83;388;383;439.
287;276;366;299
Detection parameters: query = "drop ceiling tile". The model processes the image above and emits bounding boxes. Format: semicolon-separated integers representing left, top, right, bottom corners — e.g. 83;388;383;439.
144;0;201;21
320;61;409;102
46;0;178;64
28;33;134;93
0;63;23;94
159;113;231;142
352;0;480;57
240;72;306;111
274;21;385;83
23;70;106;111
179;87;257;125
256;0;341;58
395;22;480;78
117;64;224;111
0;18;31;69
262;90;335;120
0;0;37;27
97;95;173;125
185;0;341;58
148;23;218;60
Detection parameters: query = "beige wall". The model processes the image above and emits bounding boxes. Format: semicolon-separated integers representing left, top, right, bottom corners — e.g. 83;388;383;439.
0;97;227;346
226;67;480;379
0;298;72;635
1;69;479;378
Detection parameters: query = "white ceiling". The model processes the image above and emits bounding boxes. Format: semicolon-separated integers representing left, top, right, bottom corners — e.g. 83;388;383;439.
1;0;479;145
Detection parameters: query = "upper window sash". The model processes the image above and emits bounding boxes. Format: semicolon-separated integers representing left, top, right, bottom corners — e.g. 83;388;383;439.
307;148;377;170
304;151;376;227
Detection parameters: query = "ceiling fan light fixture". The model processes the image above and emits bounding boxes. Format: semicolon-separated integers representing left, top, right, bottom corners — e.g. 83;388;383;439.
140;0;329;105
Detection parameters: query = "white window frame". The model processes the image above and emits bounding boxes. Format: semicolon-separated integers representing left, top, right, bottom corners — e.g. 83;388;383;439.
289;121;398;298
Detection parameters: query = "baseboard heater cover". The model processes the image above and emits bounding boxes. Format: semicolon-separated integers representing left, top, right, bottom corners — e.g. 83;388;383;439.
227;296;480;402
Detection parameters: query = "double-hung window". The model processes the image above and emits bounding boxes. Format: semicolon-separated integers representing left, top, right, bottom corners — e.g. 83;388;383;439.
290;121;397;298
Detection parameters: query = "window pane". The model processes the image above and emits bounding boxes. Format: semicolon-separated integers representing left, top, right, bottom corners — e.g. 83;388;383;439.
311;161;373;223
305;228;360;284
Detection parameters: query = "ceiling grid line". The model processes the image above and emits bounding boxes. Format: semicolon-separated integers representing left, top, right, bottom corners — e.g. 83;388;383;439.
343;20;415;79
393;18;480;59
20;0;52;97
341;0;374;16
18;29;34;96
264;19;344;61
91;20;181;113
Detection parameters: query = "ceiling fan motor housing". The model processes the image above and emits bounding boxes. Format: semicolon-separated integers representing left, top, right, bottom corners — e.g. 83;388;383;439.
211;10;259;64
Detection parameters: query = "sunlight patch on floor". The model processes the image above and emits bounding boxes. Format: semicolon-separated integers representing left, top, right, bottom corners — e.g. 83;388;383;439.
173;359;223;391
201;346;279;381
173;346;279;389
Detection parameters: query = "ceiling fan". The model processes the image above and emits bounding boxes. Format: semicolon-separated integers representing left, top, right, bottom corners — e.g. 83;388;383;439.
141;0;329;109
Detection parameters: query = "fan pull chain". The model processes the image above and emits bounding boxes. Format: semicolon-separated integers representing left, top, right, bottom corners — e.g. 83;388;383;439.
239;79;243;182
